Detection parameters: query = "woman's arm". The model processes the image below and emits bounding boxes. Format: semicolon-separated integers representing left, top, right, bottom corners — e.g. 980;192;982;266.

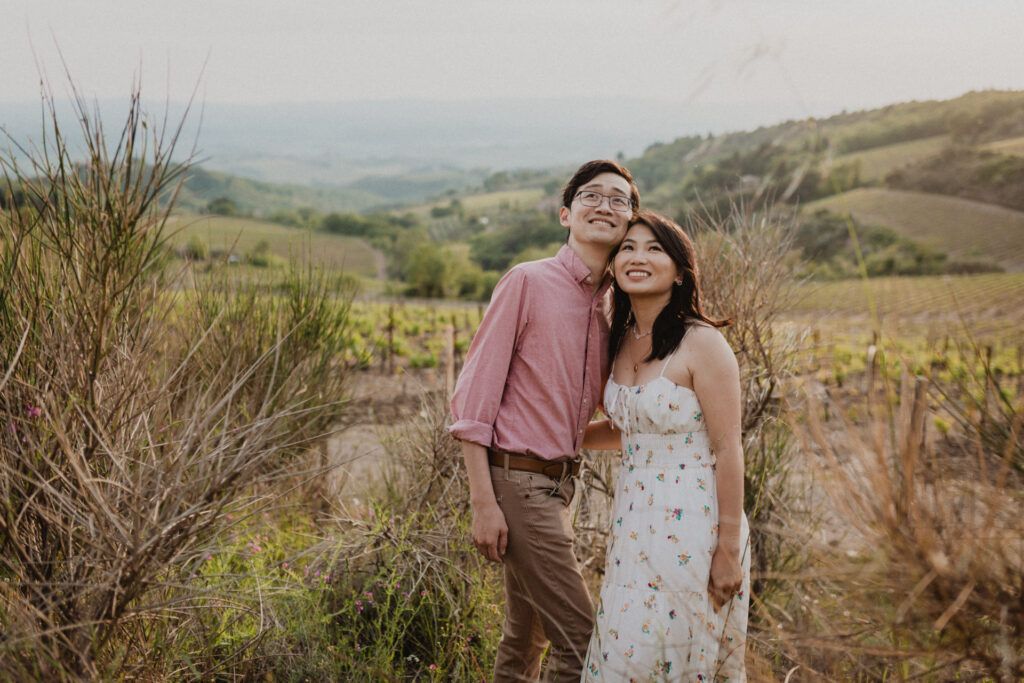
689;326;745;609
583;418;620;451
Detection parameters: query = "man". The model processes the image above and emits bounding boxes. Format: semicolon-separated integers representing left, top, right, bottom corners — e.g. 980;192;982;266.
449;160;640;682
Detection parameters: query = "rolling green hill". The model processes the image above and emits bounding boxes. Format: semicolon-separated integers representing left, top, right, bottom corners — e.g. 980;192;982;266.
805;188;1024;272
625;90;1024;215
174;166;386;217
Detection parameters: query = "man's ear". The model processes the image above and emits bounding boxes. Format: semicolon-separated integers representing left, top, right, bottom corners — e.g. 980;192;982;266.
558;206;571;228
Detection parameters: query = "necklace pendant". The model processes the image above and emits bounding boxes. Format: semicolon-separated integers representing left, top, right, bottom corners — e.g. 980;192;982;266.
633;363;638;373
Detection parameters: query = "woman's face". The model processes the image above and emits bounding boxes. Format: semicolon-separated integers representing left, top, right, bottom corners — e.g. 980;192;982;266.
613;222;680;298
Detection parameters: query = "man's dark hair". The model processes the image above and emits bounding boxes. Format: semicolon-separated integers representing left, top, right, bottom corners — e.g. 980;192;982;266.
561;159;640;211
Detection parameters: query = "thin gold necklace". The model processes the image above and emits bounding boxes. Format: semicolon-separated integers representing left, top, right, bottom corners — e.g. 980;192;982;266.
631;323;652;340
627;335;651;374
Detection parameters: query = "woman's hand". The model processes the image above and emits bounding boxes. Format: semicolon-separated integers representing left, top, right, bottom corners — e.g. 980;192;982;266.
708;542;743;612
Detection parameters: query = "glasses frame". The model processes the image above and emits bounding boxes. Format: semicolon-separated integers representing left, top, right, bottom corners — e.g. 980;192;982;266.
573;190;633;213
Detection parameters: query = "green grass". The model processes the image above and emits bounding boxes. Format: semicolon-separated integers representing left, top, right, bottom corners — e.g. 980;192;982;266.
804;188;1024;271
831;135;949;182
168;214;382;278
981;135;1024;157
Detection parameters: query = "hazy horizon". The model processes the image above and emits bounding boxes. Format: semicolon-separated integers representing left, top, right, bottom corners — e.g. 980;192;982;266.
4;0;1024;183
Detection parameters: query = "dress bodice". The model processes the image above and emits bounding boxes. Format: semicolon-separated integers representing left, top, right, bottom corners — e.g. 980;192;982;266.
603;375;706;437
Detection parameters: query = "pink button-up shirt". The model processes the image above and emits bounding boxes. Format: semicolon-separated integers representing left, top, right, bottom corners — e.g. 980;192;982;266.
449;245;611;460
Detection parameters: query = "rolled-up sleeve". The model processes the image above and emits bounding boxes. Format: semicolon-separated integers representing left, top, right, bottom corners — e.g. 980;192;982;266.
448;267;529;447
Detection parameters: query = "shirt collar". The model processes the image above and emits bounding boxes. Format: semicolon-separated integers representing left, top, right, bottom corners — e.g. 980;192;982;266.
556;243;605;289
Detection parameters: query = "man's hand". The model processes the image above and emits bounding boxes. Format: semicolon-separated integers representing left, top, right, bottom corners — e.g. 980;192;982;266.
472;501;508;563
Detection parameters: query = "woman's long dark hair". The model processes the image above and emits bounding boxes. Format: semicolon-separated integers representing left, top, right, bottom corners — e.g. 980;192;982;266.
608;210;730;366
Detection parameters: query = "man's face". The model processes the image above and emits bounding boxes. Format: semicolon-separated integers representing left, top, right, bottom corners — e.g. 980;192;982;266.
559;172;633;251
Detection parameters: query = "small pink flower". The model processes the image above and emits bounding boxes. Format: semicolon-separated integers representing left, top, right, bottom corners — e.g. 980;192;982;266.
281;562;289;570
420;590;428;597
355;600;364;613
364;591;374;601
428;664;438;672
25;405;42;419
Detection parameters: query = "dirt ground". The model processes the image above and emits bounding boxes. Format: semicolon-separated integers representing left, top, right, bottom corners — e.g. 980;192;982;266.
322;368;446;500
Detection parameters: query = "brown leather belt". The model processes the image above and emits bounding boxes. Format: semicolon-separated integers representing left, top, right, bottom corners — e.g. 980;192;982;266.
488;449;581;479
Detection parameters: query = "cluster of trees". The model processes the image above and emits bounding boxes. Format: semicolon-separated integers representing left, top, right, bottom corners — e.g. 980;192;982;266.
313;205;564;299
887;148;1024;212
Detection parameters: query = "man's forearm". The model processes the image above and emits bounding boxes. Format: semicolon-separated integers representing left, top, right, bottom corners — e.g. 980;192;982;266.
462;441;498;508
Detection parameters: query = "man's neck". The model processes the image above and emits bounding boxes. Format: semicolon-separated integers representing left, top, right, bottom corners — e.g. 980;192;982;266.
566;237;612;289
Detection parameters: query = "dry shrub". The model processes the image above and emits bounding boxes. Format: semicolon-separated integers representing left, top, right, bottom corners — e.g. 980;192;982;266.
776;358;1023;680
0;87;352;679
690;204;808;593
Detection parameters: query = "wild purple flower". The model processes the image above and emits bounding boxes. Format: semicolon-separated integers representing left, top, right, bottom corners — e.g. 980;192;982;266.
25;405;42;419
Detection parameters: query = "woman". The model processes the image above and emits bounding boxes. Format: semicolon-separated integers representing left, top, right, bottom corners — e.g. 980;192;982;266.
581;210;750;681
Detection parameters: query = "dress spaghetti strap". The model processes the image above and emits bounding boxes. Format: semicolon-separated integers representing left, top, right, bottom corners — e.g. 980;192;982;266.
658;345;679;378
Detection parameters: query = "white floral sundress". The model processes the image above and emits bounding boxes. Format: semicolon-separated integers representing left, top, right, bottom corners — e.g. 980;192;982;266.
582;350;750;682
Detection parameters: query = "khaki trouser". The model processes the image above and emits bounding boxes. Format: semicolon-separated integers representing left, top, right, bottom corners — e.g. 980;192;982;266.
489;465;594;683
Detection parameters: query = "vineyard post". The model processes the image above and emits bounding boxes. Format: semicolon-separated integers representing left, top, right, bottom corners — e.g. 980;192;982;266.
386;304;395;375
866;331;880;417
1017;345;1023;399
445;323;456;399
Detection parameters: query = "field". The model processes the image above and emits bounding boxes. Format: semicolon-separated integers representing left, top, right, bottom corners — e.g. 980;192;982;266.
167;214;383;278
790;272;1024;329
805;187;1024;271
982;134;1024;157
409;188;546;217
831;134;949;181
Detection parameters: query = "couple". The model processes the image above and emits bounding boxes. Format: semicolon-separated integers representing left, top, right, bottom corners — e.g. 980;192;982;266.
449;160;749;682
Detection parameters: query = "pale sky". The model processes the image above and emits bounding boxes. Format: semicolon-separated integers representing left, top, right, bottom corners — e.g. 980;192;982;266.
3;0;1024;119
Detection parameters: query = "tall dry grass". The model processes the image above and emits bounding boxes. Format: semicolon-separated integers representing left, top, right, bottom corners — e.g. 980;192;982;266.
0;87;353;679
766;348;1024;680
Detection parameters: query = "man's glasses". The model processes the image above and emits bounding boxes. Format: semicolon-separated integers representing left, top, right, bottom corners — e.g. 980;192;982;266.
574;190;633;213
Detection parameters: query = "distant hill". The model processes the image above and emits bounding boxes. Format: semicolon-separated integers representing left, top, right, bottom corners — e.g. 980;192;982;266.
613;90;1024;272
806;188;1024;273
175;166;385;216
